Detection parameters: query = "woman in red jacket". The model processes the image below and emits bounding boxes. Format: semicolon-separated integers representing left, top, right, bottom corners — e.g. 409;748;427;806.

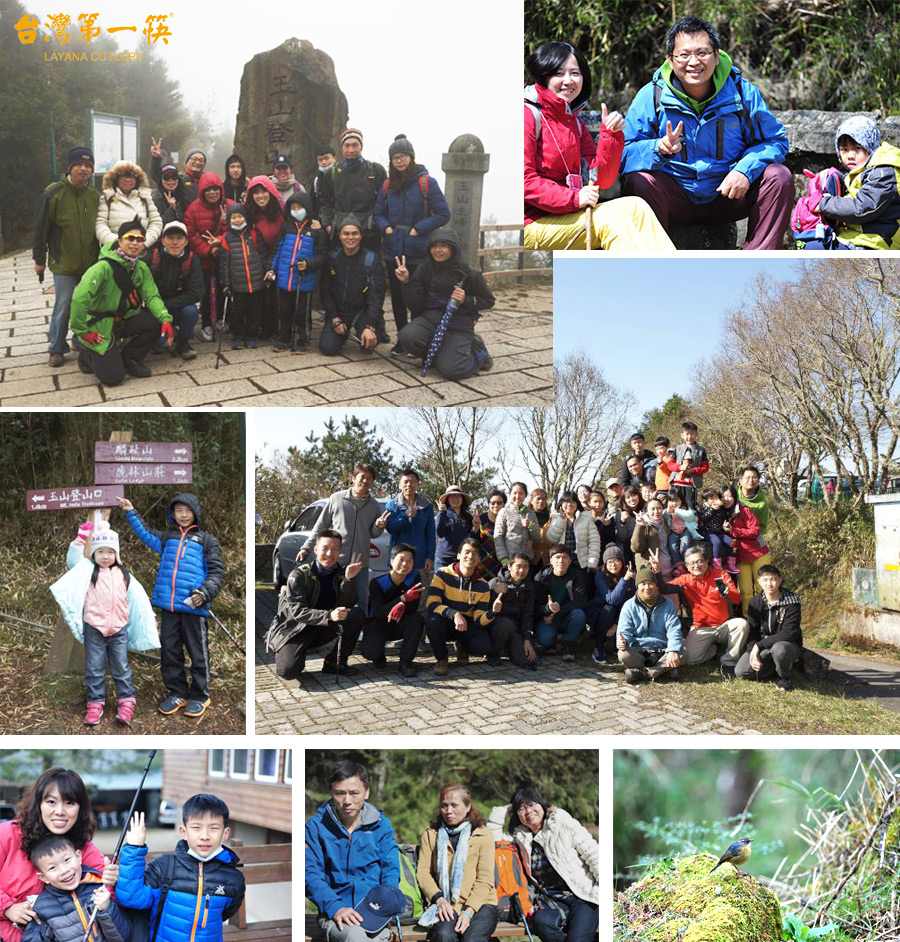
722;484;771;616
245;175;285;340
524;42;674;251
0;767;115;940
185;170;228;339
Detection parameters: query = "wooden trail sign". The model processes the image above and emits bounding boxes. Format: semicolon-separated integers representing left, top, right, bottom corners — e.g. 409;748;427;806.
27;485;125;511
94;442;192;463
94;464;193;485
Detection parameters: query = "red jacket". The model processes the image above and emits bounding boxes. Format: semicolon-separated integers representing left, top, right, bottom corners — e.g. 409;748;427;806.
245;175;285;252
0;819;106;941
729;503;769;564
185;171;227;271
668;569;741;628
524;82;624;225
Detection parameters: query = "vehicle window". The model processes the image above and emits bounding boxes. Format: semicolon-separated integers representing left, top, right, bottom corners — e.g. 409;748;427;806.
294;506;323;531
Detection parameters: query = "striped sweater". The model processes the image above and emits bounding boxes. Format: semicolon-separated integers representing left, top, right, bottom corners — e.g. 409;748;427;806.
426;563;494;627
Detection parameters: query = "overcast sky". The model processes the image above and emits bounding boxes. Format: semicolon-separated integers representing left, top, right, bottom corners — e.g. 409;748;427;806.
30;0;523;222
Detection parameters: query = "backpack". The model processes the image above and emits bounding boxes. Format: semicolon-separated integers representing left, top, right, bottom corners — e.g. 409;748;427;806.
329;247;378;285
96;256;142;317
494;841;533;921
525;101;584;144
396;844;425;924
121;851;175;942
791;167;844;246
148;246;193;290
380;176;432;216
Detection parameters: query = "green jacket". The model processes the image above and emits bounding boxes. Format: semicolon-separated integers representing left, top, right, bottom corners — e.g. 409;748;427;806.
70;242;171;355
32;175;100;276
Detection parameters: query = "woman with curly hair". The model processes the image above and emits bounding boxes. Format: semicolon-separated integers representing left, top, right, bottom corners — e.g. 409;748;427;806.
416;783;497;942
0;767;114;938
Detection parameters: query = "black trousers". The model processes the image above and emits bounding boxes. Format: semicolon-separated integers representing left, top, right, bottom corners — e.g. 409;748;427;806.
427;906;498;942
84;308;161;386
230;291;261;340
277;288;312;347
274;609;365;680
360;612;425;663
159;610;210;702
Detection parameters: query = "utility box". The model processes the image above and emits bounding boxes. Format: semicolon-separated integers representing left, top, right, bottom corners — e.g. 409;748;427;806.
866;494;900;611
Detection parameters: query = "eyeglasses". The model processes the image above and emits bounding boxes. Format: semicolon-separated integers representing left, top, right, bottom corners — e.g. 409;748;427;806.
488;500;505;507
122;235;145;243
391;154;410;163
672;49;715;62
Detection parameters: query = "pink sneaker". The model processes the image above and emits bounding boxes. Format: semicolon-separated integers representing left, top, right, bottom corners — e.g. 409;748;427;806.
726;556;740;575
84;701;104;726
116;696;136;726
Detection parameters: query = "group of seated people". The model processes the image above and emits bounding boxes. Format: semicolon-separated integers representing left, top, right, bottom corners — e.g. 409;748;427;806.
33;128;495;385
265;427;804;691
305;760;599;942
525;14;900;251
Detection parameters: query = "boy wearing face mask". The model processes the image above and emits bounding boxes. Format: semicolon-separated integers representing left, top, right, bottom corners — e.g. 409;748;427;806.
218;204;272;349
271;191;327;353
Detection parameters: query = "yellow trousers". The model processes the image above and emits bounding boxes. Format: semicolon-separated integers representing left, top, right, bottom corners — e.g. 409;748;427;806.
737;552;772;617
524;197;675;251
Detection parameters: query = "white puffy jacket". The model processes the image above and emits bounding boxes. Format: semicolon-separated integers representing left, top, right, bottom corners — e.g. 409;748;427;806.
547;511;600;571
488;805;599;904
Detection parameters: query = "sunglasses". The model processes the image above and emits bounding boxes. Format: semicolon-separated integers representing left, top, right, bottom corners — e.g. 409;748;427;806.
122;235;145;243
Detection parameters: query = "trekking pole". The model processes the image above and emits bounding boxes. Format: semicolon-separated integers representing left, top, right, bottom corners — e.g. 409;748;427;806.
562;206;592;250
214;295;230;370
80;750;157;942
347;333;446;401
207;608;246;655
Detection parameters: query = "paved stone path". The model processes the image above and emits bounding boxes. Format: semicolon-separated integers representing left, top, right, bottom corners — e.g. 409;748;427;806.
818;649;900;714
0;250;552;407
253;589;759;735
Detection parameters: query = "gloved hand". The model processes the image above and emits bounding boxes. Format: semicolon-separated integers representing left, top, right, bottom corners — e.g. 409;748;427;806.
387;601;405;623
402;583;424;604
77;522;94;541
82;331;104;345
160;322;175;343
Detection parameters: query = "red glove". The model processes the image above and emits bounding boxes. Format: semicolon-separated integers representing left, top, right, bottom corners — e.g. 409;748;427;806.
77;522;94;541
82;331;104;345
387;601;405;623
402;583;424;604
160;322;175;343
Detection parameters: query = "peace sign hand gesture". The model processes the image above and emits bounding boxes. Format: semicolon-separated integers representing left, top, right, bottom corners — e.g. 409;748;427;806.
345;552;364;581
394;256;410;283
600;103;625;134
150;137;163;158
658;120;684;156
648;547;661;574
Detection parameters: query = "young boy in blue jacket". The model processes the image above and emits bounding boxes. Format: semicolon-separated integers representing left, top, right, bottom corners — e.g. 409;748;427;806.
117;795;245;942
24;836;132;942
117;492;224;718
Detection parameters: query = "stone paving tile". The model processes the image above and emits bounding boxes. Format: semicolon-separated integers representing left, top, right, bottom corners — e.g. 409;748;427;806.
0;251;552;407
253;588;751;736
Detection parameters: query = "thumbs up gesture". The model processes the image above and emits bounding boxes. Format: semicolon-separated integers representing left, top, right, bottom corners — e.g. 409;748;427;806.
600;103;625;133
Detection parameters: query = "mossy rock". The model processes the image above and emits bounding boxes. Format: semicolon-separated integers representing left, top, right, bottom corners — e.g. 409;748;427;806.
613;853;782;942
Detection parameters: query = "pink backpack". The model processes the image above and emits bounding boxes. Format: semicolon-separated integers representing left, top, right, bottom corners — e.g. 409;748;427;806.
791;167;844;246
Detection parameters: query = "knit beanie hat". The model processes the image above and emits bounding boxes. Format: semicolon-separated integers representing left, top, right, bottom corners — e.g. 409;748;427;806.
184;147;207;163
635;564;655;586
339;213;363;232
389;134;415;159
91;521;121;564
118;216;146;238
340;128;363;148
835;116;880;162
67;146;94;170
602;544;625;565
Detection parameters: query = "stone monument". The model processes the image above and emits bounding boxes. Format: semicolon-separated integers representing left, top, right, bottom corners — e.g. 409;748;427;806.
442;134;490;268
234;38;348;185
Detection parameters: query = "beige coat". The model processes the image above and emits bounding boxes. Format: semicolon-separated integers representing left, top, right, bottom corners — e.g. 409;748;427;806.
417;825;496;914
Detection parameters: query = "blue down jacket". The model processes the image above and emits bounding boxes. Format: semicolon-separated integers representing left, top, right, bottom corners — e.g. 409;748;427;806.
125;493;224;615
271;192;328;292
23;867;132;942
50;543;159;649
373;167;451;262
305;801;400;919
117;842;244;942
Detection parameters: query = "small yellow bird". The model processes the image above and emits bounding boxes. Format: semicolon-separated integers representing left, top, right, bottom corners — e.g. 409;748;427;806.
710;837;752;874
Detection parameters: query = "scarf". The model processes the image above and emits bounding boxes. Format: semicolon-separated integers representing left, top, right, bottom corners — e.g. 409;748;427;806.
114;246;138;270
738;486;769;533
418;821;471;926
340;156;366;170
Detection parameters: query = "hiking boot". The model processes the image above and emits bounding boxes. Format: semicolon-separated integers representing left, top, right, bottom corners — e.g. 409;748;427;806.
624;668;649;685
647;663;669;682
48;352;66;368
471;333;493;371
399;661;417;678
272;341;286;352
115;696;136;726
591;649;607;666
231;338;242;350
321;661;358;675
124;358;151;378
199;326;213;341
776;676;793;692
293;342;310;355
184;698;210;718
720;662;736;679
248;338;259;349
433;659;449;676
174;338;197;361
77;350;93;374
561;643;576;663
158;695;187;715
390;342;405;357
487;654;502;667
84;701;104;725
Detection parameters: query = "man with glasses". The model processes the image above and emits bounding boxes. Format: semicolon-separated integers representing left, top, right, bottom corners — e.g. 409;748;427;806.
622;15;792;249
69;217;174;385
149;136;207;204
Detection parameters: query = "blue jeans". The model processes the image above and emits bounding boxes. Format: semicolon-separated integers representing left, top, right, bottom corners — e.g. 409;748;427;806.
83;624;134;701
531;895;599;942
667;531;692;564
155;304;199;350
48;273;80;354
536;608;586;648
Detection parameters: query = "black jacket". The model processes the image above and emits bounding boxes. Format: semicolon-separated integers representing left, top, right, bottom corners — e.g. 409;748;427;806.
747;590;802;650
533;566;587;618
265;561;357;652
320;248;386;334
218;227;269;294
318;159;387;232
148;246;203;311
489;568;536;641
23;867;131;942
619;449;656;485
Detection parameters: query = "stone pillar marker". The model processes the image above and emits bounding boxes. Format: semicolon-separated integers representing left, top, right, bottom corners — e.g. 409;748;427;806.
234;38;348;184
442;135;490;268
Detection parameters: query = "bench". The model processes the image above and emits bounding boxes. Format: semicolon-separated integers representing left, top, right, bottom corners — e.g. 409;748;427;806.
305;914;531;942
147;842;291;941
